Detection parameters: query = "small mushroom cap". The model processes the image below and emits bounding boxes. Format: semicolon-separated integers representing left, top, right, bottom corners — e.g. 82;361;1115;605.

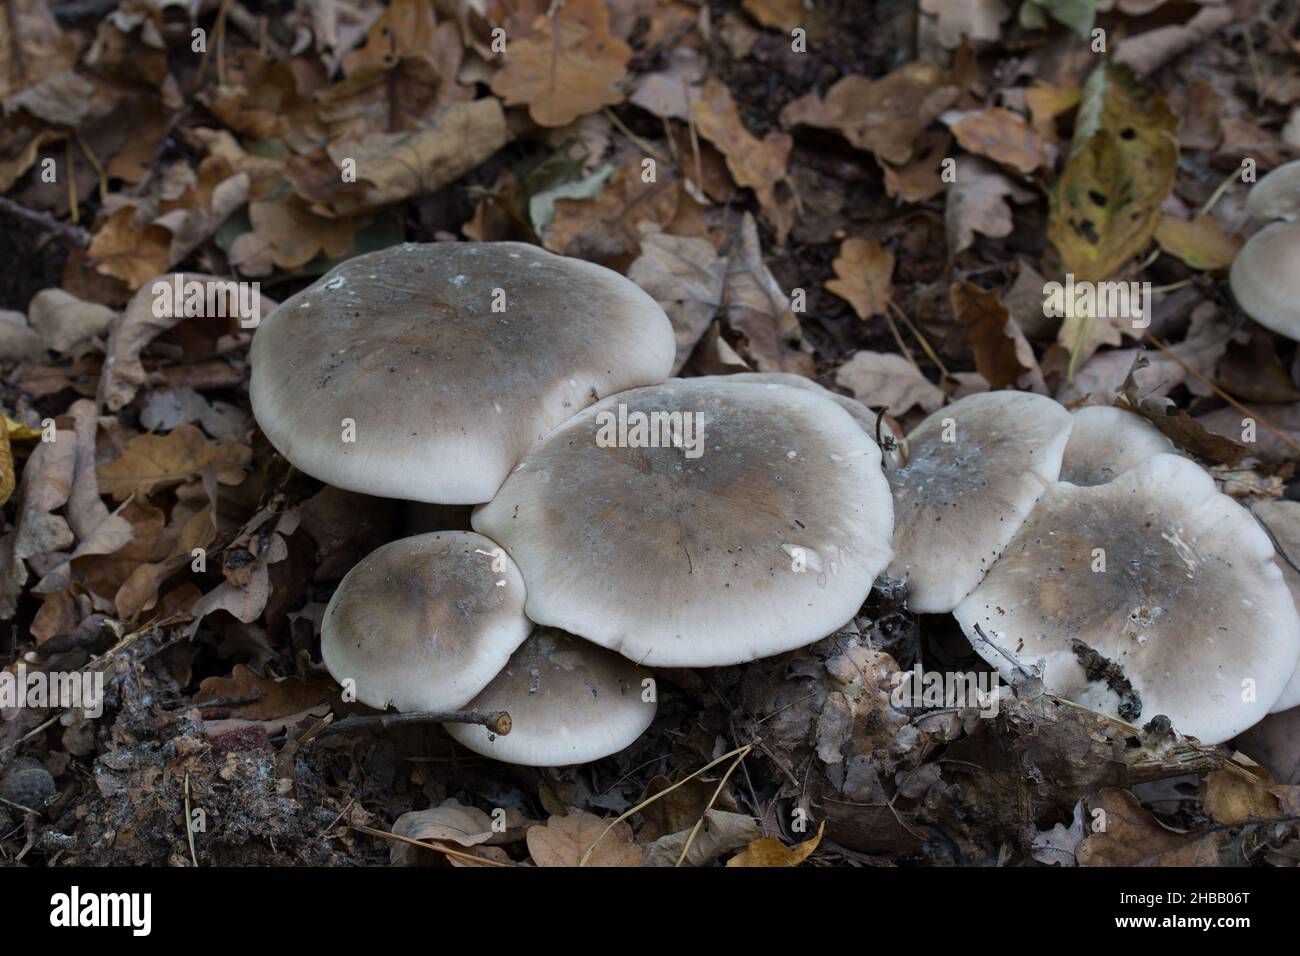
1252;500;1300;712
1246;158;1300;222
1229;221;1300;341
321;530;530;712
472;377;895;666
250;242;675;503
954;455;1300;744
444;628;657;765
887;391;1073;613
1059;405;1174;486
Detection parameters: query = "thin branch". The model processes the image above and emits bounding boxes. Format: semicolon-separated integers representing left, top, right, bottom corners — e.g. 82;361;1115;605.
307;708;512;742
0;195;91;248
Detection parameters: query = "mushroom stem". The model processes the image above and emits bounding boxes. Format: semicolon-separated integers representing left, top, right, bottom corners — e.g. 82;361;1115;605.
310;709;512;742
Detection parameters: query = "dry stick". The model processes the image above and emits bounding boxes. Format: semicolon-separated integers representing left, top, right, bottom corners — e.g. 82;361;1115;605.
1140;333;1300;457
603;107;671;166
675;743;753;867
1242;24;1266;108
0;195;91;247
1197;166;1246;219
882;307;919;369
579;740;756;866
354;824;513;867
184;772;198;867
307;709;512;742
888;299;950;379
215;0;233;87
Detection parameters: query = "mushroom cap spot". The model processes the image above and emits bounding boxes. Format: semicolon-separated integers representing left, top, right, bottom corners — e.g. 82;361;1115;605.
1252;499;1300;712
249;241;676;503
954;454;1300;744
320;530;531;713
1229;221;1300;342
472;378;895;667
443;628;656;766
886;391;1074;614
1246;158;1300;222
1059;405;1174;486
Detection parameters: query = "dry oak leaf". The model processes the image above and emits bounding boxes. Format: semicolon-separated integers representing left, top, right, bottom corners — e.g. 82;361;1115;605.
230;196;361;275
389;799;495;866
1153;214;1241;270
1048;62;1178;282
727;820;825;867
87;206;173;290
948;107;1045;174
825;237;894;319
1077;789;1225;866
693;80;795;244
490;12;630;127
780;62;959;166
97;424;250;500
945;156;1030;257
527;812;641;867
835;350;944;416
1202;768;1288;826
951;282;1031;389
627;230;726;374
194;663;335;721
322;98;509;215
723;213;813;375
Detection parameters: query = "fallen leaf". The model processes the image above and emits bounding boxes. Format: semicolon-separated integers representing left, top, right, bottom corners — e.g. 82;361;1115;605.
825;238;894;319
948;107;1044;174
627;230;726;373
727;821;825;867
722;213;813;374
1077;789;1225;866
920;0;1011;49
1048;63;1178;281
26;289;116;354
389;799;495;865
945;156;1028;257
1202;768;1285;826
642;810;763;866
96;424;251;499
1153;214;1241;270
194;663;335;721
526;812;640;867
86;207;173;289
951;282;1031;388
835;350;944;416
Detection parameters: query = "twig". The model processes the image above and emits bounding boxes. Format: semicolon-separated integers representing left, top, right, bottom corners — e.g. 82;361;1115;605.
603;107;670;166
889;299;950;379
307;708;511;742
0;195;91;248
354;824;513;866
676;743;753;866
184;772;198;867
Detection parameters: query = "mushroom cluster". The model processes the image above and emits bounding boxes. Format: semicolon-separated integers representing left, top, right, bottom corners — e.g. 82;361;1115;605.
1231;159;1300;341
885;393;1300;744
251;242;896;765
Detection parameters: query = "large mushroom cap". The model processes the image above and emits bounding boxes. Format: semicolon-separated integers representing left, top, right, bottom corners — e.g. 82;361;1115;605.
1252;500;1300;712
887;391;1073;613
1246;158;1300;222
321;530;531;712
444;628;657;765
1059;405;1173;486
250;242;675;503
954;455;1300;744
1229;221;1300;341
473;377;895;666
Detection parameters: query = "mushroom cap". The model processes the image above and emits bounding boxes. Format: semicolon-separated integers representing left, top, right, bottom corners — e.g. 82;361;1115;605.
1246;158;1300;222
954;455;1300;744
715;371;885;437
1229;221;1300;341
1252;500;1300;712
444;628;657;765
250;242;675;503
472;377;895;666
1059;405;1174;486
886;391;1073;613
321;530;531;712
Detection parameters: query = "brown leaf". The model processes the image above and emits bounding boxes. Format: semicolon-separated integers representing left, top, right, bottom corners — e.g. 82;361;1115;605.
0;0;78;99
780;63;958;165
389;799;495;866
825;237;894;319
920;0;1011;49
693;80;795;244
945;156;1027;257
835;350;944;416
96;424;251;499
627;231;726;373
86;207;173;290
1203;769;1286;826
526;812;641;867
1077;789;1225;866
722;214;813;375
950;282;1030;388
948;107;1044;174
1153;214;1242;271
727;821;825;867
490;10;630;127
27;289;116;354
194;663;335;721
